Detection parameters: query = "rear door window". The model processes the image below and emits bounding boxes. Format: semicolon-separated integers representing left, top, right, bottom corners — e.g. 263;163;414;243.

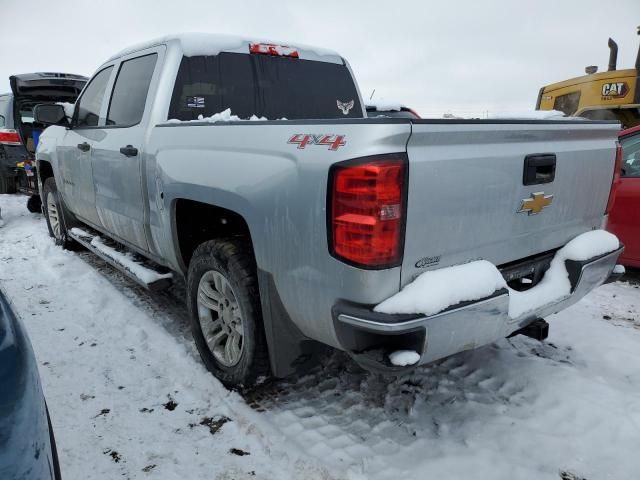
75;66;113;127
107;53;158;127
169;52;361;121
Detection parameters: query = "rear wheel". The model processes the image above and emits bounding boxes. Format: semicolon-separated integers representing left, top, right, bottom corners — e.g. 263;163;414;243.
42;177;77;249
187;239;270;388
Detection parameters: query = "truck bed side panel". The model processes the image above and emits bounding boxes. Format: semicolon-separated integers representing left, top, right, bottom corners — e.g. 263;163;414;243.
148;121;411;347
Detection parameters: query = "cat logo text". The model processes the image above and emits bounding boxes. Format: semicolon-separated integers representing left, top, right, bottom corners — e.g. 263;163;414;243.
601;82;628;98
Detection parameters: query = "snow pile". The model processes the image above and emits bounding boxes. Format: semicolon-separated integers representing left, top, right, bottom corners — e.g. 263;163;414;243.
56;102;75;120
375;260;506;315
167;108;268;124
89;236;172;285
486;110;569;120
389;350;421;366
508;230;619;318
376;230;620;320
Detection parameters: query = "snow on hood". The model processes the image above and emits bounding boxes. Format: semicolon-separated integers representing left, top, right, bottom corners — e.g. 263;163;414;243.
375;230;620;319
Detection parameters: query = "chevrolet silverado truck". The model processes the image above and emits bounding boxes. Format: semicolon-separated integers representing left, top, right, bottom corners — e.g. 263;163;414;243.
33;34;623;387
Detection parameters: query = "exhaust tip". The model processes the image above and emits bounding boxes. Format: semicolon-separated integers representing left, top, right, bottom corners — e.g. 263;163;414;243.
608;37;618;71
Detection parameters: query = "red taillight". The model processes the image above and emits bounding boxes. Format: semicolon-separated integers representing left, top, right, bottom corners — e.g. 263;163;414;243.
329;154;407;268
249;43;299;58
0;129;21;145
606;143;623;214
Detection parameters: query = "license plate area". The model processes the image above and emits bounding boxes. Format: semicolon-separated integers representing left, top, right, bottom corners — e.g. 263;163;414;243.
499;249;558;291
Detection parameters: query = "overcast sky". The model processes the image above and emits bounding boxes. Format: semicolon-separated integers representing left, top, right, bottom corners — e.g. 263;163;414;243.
1;0;639;116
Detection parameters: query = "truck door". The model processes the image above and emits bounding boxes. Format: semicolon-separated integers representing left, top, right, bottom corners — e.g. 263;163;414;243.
57;66;114;227
90;50;159;252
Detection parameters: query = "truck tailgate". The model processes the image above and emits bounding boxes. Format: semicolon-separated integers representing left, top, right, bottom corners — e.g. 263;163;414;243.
401;120;620;287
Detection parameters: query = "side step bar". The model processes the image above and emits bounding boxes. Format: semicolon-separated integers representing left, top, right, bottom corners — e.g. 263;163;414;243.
68;228;173;291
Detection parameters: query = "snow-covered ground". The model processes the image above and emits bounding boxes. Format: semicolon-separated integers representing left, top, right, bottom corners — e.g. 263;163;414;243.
1;193;639;479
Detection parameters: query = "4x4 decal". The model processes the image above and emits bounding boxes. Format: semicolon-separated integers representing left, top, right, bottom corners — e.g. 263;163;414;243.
288;134;346;151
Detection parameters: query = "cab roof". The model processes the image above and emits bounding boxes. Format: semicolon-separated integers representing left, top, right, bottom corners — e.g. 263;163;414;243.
107;32;344;65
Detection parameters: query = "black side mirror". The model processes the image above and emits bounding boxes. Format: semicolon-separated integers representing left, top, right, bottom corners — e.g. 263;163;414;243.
33;104;68;126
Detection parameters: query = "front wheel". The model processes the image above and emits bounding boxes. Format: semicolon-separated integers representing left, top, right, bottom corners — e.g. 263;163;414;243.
42;177;77;249
187;239;270;388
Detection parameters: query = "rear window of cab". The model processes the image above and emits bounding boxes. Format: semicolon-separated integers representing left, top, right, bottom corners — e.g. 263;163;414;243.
168;52;362;121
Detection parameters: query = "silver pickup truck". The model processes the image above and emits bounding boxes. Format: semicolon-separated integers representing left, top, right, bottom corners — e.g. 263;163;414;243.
33;34;623;387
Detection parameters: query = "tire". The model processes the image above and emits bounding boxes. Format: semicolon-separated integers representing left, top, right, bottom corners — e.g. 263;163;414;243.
42;177;77;249
27;194;42;213
0;174;17;194
187;239;270;388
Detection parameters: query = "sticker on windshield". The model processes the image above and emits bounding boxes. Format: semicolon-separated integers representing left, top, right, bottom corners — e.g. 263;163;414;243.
187;96;205;108
337;99;354;115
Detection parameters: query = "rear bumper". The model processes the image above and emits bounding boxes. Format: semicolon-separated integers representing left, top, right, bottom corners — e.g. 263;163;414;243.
333;246;623;373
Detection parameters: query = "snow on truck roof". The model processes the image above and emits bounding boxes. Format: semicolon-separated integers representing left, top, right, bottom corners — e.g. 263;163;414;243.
107;32;344;64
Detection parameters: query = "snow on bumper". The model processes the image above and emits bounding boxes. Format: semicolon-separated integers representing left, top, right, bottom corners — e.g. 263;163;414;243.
333;231;623;372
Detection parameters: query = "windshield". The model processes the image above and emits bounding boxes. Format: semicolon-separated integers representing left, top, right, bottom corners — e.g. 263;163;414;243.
169;53;362;121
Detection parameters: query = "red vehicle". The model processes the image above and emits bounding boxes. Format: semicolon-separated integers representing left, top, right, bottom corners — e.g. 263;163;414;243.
608;125;640;267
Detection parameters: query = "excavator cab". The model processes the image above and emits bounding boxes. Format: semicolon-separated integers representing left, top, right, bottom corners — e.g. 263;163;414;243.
536;27;640;128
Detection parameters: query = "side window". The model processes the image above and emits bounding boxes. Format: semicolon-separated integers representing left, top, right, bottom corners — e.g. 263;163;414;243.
553;92;580;116
75;66;113;127
0;114;5;127
107;53;158;126
621;136;640;178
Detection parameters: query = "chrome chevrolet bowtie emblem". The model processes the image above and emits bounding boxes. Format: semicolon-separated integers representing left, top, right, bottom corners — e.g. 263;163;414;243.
518;192;554;215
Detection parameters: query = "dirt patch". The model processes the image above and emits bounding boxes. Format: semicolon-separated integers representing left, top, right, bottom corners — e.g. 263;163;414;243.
229;448;250;456
199;416;231;435
163;395;178;411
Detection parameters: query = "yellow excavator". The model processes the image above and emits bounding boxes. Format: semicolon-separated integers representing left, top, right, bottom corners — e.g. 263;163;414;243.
536;27;640;128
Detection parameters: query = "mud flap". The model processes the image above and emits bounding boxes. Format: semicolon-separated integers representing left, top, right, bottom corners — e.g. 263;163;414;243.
257;269;330;378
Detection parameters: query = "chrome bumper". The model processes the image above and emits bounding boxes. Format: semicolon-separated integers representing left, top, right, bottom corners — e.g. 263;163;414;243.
334;246;623;373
